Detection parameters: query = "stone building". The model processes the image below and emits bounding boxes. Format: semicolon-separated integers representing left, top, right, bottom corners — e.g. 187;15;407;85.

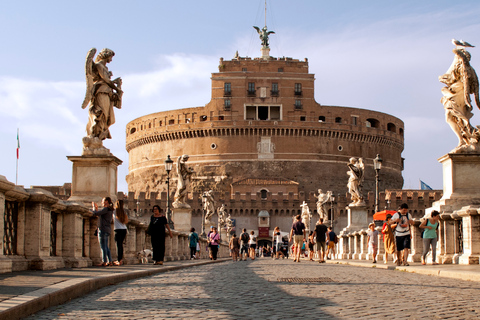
124;30;406;242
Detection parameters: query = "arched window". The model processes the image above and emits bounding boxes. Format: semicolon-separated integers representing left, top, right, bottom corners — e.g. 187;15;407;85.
200;115;208;122
387;122;396;133
130;127;136;134
366;118;380;128
335;117;342;123
318;116;325;122
399;128;404;136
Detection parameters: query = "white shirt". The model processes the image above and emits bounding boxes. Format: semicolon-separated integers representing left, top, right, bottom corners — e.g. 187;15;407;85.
113;211;128;230
392;212;412;237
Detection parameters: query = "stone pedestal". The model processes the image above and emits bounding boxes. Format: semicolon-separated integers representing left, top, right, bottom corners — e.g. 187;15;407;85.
172;207;192;232
341;205;368;234
67;155;122;206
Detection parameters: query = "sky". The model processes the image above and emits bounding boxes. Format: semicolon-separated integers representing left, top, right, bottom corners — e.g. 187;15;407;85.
1;0;480;193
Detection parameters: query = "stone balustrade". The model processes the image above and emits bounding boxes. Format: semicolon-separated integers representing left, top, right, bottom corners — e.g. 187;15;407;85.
0;175;228;274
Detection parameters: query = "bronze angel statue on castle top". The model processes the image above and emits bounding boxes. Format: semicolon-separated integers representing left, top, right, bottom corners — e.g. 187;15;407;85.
81;48;123;152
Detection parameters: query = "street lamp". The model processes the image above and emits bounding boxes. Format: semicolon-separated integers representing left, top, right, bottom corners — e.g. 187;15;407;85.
373;154;383;214
201;192;207;237
165;155;174;229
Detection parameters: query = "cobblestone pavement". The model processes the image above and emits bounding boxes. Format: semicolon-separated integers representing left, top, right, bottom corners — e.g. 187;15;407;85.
27;258;480;319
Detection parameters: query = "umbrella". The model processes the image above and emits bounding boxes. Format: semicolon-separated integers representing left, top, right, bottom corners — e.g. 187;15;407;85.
373;210;397;221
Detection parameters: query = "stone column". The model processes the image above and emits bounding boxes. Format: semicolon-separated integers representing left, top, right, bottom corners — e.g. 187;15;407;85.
172;208;192;232
171;232;179;260
164;235;173;261
0;175;15;273
352;232;360;259
62;203;91;268
125;224;137;264
67;155;123;206
342;205;368;234
377;228;385;262
457;206;480;264
409;220;422;263
348;234;354;259
439;214;455;264
360;230;368;260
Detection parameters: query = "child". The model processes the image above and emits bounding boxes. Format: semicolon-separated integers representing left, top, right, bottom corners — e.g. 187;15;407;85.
367;222;379;263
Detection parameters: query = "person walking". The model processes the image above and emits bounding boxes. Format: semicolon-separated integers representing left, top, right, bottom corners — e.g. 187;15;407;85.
367;223;379;263
113;200;128;266
313;218;328;263
289;215;306;262
420;210;440;265
326;227;337;260
381;214;396;264
147;205;173;265
249;231;257;260
239;228;250;261
391;203;414;266
209;227;220;260
308;231;315;261
272;226;282;259
229;234;240;261
188;228;199;260
92;197;114;266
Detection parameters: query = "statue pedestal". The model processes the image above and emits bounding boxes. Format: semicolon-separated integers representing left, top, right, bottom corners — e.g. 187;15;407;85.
67;155;122;206
431;153;480;213
341;205;368;234
172;208;192;232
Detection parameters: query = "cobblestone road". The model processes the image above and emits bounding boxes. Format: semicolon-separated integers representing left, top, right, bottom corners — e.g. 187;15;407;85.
28;258;480;319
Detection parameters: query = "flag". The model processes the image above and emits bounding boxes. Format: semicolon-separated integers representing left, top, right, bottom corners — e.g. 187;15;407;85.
420;180;433;190
16;129;20;159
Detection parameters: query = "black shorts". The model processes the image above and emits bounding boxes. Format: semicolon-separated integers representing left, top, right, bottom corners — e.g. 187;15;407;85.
396;235;411;251
240;245;249;254
249;244;257;250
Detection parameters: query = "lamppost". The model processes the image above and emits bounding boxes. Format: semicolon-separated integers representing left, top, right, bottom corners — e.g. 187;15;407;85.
201;192;207;237
373;154;383;214
165;155;174;229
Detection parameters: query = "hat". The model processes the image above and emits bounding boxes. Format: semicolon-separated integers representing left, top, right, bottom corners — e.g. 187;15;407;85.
210;226;214;229
368;222;375;228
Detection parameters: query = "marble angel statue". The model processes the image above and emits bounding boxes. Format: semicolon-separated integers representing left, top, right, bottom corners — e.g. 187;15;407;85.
172;155;194;208
347;157;365;206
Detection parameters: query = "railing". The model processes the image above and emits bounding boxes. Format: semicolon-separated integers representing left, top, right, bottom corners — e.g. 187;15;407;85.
3;201;18;256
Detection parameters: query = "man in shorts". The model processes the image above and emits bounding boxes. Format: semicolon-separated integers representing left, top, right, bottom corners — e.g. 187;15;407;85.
239;228;250;261
289;215;306;262
391;203;414;266
313;218;328;263
326;227;336;260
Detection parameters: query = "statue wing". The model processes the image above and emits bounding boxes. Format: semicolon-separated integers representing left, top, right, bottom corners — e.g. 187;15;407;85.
253;26;260;34
81;48;96;109
267;31;275;35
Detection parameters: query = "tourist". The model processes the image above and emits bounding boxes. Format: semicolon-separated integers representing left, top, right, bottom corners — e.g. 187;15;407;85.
147;205;173;265
326;227;337;260
308;231;315;261
272;226;282;259
92;197;114;266
381;214;396;264
313;218;328;263
367;223;379;263
229;234;240;261
249;231;257;260
239;228;250;261
391;203;414;266
188;228;199;260
289;214;306;262
209;227;220;260
113;200;128;266
420;210;440;265
207;226;213;259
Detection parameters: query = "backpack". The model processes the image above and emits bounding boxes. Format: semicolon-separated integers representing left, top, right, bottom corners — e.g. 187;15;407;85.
252;236;257;242
241;232;249;243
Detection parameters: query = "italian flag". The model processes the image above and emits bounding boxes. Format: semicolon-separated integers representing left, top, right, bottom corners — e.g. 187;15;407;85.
16;129;20;159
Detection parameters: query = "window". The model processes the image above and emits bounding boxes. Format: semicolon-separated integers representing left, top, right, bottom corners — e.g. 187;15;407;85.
270;106;280;120
271;83;279;96
245;105;282;120
278;68;283;72
366;118;380;128
387;122;396;133
248;82;256;95
130;127;136;134
200;115;208;122
335;117;342;124
224;99;231;110
258;106;268;120
260;189;268;199
242;68;247;72
300;116;306;121
246;106;256;120
218;115;224;120
294;83;302;95
295;100;302;109
318;116;325;122
224;83;231;95
351;116;358;126
168;119;175;125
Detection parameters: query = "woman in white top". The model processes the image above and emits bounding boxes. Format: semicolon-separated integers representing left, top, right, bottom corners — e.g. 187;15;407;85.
248;231;257;260
113;200;128;265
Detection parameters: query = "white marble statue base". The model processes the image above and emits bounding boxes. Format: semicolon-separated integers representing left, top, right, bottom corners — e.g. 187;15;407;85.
67;154;122;206
172;208;192;232
341;205;368;234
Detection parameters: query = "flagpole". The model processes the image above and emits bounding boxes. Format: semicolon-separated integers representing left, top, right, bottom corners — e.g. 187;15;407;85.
16;128;19;185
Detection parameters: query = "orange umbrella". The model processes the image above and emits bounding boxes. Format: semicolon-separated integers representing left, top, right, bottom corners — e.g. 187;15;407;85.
373;210;397;221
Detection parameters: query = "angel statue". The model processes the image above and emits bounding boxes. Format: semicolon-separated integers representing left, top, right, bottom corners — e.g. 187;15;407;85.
172;155;195;208
439;41;480;153
315;189;333;220
300;201;311;230
253;26;275;48
347;157;365;206
81;48;123;154
203;190;215;224
217;204;227;228
225;214;234;234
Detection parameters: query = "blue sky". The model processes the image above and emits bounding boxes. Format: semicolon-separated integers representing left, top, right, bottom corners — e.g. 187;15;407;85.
1;0;480;192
